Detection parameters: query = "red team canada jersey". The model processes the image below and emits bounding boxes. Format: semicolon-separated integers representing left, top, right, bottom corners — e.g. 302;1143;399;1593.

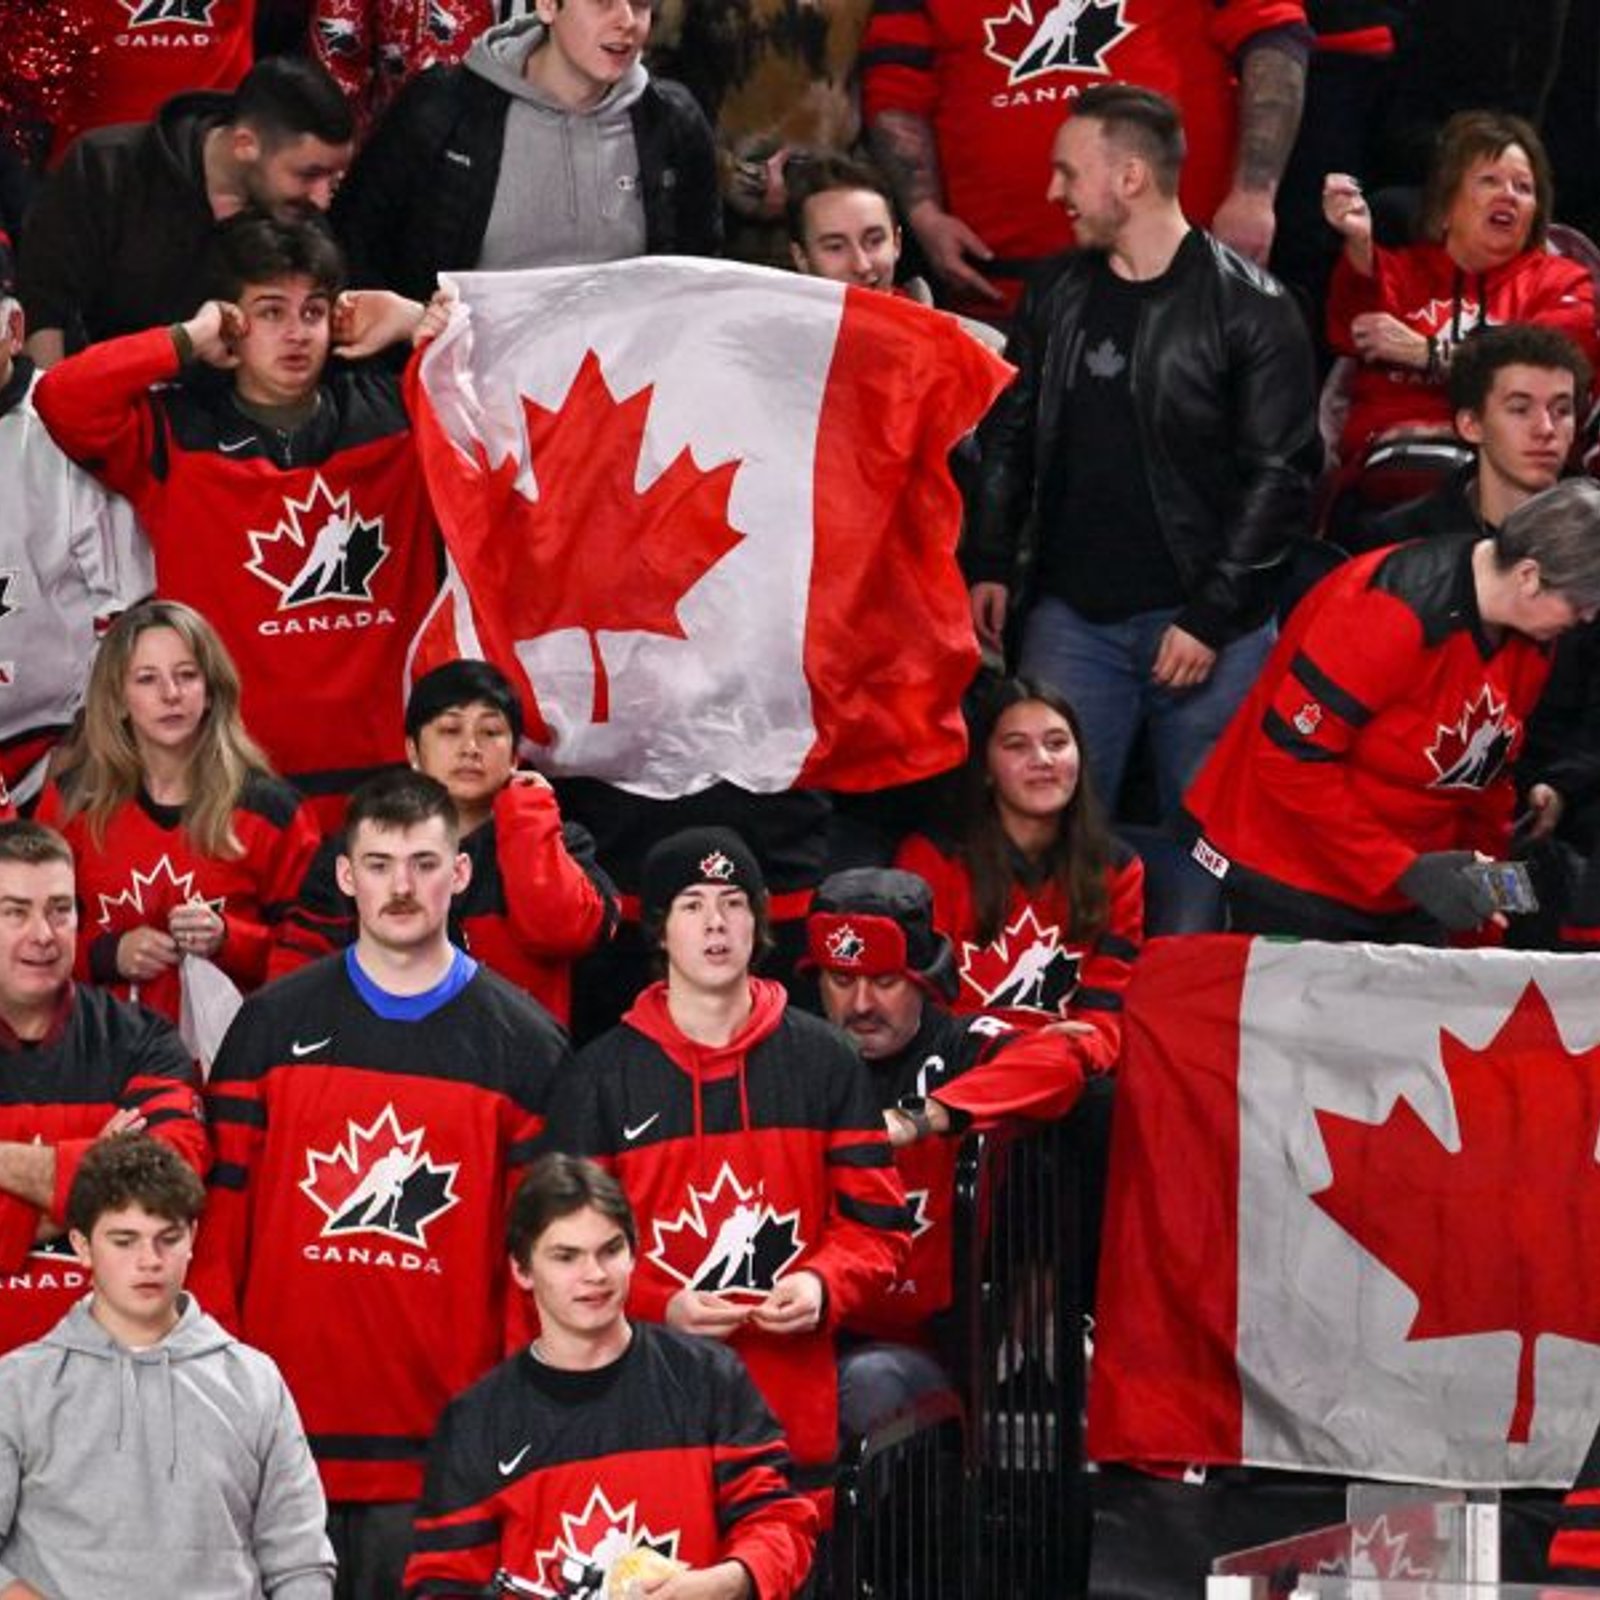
859;0;1306;308
546;980;911;1471
1327;242;1598;461
196;953;570;1502
894;834;1142;1068
38;775;321;1023
48;0;256;163
0;986;206;1355
34;329;443;828
1185;536;1551;917
404;1325;817;1598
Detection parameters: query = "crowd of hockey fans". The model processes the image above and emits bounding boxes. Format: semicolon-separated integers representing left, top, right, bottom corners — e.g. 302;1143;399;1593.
7;2;1600;1594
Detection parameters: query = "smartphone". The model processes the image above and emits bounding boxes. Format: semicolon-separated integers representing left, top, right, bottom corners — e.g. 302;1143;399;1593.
1464;860;1539;916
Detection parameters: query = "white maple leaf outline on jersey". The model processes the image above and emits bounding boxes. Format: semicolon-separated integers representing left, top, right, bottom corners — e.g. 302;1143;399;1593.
647;1161;805;1295
530;1484;681;1597
95;854;225;929
298;1103;463;1248
245;474;391;609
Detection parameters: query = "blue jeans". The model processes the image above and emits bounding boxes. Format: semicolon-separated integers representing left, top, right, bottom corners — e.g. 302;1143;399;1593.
1019;597;1275;822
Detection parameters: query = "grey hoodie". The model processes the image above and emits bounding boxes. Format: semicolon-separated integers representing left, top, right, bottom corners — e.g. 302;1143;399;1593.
468;14;651;268
0;1294;334;1599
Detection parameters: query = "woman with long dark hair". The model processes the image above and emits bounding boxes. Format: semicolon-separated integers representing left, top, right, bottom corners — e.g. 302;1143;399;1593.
37;599;320;1022
895;678;1143;1071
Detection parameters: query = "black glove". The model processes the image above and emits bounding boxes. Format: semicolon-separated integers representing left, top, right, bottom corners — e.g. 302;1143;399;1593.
1397;851;1497;932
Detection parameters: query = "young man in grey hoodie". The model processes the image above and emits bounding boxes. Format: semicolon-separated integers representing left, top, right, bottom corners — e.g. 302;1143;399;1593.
334;6;722;301
0;1137;334;1600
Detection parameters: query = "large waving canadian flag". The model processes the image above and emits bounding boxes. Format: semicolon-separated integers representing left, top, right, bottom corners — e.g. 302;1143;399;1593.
405;259;1011;798
1089;935;1600;1488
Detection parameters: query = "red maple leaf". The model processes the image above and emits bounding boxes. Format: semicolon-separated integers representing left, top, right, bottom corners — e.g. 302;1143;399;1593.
478;350;743;725
1311;982;1600;1443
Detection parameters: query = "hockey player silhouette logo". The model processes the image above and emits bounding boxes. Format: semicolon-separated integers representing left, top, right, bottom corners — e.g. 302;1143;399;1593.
122;0;218;23
698;850;736;882
529;1487;681;1598
824;923;867;965
300;1104;461;1246
0;573;17;625
1426;686;1519;789
246;476;391;609
960;905;1081;1015
649;1164;805;1299
983;0;1132;85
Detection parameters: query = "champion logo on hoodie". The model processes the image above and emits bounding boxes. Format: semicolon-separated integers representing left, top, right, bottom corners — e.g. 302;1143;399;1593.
647;1162;804;1299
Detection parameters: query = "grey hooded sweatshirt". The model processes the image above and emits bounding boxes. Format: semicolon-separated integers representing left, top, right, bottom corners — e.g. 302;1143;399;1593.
468;14;651;268
0;1294;334;1598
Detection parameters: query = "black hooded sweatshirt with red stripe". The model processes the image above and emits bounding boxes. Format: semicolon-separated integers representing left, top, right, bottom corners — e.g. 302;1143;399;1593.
544;979;911;1469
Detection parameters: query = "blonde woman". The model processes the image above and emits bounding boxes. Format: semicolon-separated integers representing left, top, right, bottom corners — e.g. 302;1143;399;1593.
37;600;320;1022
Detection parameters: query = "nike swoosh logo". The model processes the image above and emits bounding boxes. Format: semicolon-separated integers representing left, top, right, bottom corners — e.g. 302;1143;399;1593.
290;1037;332;1058
623;1113;661;1142
498;1443;531;1476
218;437;254;454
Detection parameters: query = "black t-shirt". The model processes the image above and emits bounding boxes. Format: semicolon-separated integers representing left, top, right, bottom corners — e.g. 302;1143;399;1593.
1035;254;1188;620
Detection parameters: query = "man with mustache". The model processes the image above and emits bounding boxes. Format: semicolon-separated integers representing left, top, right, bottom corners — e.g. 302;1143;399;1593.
193;769;573;1598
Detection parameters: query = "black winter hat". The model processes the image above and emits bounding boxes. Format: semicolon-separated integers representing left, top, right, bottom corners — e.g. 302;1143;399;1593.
640;827;767;923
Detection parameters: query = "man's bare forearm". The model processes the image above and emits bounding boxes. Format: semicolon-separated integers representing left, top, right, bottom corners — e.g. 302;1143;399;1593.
0;1143;56;1212
868;108;946;215
1233;43;1307;193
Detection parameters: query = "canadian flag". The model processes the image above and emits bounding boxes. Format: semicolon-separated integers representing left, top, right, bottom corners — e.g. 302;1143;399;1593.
405;258;1011;799
1089;934;1600;1488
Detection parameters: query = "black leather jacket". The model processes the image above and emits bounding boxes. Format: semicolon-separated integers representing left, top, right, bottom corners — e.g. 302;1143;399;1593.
967;230;1321;647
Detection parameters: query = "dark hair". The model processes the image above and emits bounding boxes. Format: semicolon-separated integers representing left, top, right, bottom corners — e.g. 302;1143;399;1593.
1072;85;1185;198
1448;322;1591;415
405;659;524;746
958;678;1113;946
0;819;73;872
1494;478;1600;609
342;769;459;851
231;55;354;150
205;210;346;304
1422;109;1552;250
784;152;898;246
66;1135;204;1237
507;1153;637;1266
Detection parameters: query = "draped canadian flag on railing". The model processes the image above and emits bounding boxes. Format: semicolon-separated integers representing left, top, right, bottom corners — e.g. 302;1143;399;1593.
1089;935;1600;1488
404;259;1011;799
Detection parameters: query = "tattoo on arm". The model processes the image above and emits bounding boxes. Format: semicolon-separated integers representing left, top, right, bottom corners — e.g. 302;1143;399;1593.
1234;43;1306;192
868;109;946;213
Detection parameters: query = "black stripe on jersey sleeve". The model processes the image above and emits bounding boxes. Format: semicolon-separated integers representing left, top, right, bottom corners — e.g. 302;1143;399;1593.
837;1193;914;1232
208;1161;249;1191
1097;934;1140;962
826;1140;898;1169
142;1107;200;1130
713;1445;789;1489
207;1095;267;1127
411;1517;501;1554
1074;988;1124;1012
309;1433;431;1462
1289;651;1374;727
857;43;935;68
1263;709;1338;762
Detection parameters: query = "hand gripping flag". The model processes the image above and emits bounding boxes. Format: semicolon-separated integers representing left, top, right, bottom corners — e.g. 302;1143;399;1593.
405;258;1012;799
1089;934;1600;1488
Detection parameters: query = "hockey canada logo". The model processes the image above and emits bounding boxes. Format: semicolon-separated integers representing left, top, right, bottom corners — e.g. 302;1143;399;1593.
698;850;736;883
649;1163;805;1299
1426;686;1518;789
96;856;224;930
300;1105;461;1247
1293;701;1324;737
960;904;1081;1015
528;1485;681;1599
121;0;218;23
824;923;867;965
246;476;390;610
983;0;1132;85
